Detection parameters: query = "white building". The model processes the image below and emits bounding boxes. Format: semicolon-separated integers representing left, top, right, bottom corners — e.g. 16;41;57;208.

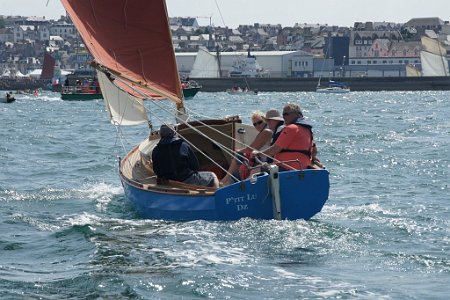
176;50;315;78
49;22;77;40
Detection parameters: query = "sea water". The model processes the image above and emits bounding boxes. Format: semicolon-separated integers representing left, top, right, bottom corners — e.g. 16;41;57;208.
0;90;449;299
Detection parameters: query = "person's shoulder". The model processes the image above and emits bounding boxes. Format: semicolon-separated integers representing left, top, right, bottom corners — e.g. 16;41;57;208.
279;124;297;135
262;128;273;135
282;124;297;131
259;128;272;140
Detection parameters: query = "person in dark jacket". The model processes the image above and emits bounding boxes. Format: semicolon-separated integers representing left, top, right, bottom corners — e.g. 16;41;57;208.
152;124;219;188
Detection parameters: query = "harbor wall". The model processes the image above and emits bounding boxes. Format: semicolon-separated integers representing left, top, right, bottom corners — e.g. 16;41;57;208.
2;76;449;93
0;78;46;91
193;76;450;92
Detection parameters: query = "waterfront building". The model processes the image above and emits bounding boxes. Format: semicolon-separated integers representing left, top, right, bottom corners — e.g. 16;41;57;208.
49;22;77;40
176;50;314;78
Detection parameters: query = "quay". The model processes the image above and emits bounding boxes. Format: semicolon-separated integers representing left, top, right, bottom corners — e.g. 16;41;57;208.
0;78;45;91
193;76;450;92
2;76;449;93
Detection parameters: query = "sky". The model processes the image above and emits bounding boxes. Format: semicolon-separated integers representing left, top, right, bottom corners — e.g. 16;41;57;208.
1;0;449;28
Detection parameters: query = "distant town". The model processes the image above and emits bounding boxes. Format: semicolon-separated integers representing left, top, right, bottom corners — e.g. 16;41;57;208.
0;13;449;87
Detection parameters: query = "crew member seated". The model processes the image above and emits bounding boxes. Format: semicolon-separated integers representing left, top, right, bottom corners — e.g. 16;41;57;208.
152;124;219;188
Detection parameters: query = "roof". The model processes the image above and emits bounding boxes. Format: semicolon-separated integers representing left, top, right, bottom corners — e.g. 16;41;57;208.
404;17;444;27
19;25;35;31
176;50;311;57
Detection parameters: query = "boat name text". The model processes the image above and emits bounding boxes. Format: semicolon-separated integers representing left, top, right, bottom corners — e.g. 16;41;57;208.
225;193;257;211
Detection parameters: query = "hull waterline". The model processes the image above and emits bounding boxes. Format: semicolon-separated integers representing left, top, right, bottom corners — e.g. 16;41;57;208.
120;167;330;221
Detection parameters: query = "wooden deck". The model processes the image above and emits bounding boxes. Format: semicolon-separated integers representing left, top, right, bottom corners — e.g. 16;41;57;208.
120;146;217;195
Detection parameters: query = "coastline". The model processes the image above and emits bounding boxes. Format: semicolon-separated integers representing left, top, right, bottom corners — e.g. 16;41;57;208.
2;76;450;92
192;76;450;92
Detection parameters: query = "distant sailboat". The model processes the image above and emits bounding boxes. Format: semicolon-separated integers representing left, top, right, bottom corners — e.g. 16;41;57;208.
406;64;421;77
190;47;221;78
420;35;449;76
316;78;350;94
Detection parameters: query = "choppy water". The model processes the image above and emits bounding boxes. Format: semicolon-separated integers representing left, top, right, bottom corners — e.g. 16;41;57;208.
1;90;449;299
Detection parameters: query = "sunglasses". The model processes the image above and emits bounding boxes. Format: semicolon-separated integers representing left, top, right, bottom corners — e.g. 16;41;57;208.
253;120;263;126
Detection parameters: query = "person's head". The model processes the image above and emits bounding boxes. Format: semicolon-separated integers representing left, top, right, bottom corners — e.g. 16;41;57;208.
159;124;178;143
282;103;303;124
251;110;266;131
263;109;284;130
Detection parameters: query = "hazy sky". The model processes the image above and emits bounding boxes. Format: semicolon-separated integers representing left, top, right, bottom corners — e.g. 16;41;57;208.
1;0;449;28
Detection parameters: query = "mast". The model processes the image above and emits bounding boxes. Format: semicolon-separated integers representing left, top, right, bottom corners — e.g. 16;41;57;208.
216;45;222;78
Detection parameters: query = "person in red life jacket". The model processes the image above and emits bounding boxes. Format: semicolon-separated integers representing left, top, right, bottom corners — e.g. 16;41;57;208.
253;103;316;170
152;124;219;188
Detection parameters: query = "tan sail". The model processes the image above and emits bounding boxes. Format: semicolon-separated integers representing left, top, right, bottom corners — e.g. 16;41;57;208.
420;36;449;76
190;47;221;78
61;0;184;106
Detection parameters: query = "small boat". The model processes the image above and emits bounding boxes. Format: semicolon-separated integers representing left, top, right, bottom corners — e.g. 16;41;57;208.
226;86;258;95
227;78;258;95
61;86;103;101
62;0;330;221
181;79;202;99
60;70;103;101
1;92;16;103
316;80;350;94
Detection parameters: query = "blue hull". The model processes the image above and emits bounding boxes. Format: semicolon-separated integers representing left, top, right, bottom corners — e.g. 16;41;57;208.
121;169;329;221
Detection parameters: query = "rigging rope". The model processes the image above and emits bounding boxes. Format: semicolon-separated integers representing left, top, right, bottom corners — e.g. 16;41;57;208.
100;70;282;181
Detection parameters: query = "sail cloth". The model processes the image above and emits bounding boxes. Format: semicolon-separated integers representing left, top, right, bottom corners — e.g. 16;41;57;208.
40;52;56;80
190;47;220;78
60;0;183;103
420;36;450;76
406;64;421;77
97;71;148;125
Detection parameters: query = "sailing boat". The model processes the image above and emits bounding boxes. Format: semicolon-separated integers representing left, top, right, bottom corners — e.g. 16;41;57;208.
61;0;329;221
190;47;221;78
1;92;15;103
226;78;258;95
316;78;350;94
316;41;350;94
180;77;202;99
420;35;449;76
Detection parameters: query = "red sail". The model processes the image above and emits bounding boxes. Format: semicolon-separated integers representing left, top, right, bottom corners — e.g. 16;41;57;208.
61;0;183;101
40;52;55;80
